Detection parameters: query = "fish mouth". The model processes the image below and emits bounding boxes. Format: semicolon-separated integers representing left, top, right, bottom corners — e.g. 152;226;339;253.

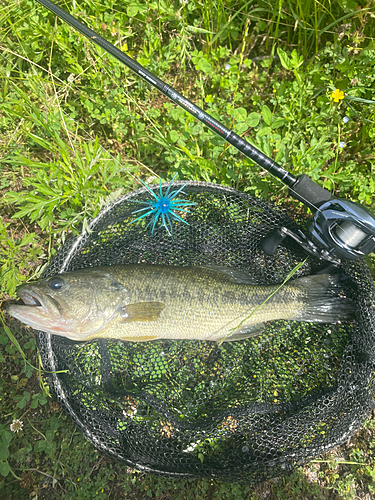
6;286;63;322
19;290;43;307
6;286;66;335
21;288;63;317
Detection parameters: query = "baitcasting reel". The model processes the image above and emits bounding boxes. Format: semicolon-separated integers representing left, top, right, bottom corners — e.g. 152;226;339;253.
261;174;375;264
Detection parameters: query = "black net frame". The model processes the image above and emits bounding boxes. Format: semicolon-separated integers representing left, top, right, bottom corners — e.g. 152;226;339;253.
36;181;375;483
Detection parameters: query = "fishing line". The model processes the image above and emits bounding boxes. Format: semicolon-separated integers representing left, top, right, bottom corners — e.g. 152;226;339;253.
35;0;370;248
60;109;159;183
0;40;147;186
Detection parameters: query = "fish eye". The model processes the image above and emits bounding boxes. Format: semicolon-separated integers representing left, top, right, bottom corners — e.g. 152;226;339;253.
48;278;64;290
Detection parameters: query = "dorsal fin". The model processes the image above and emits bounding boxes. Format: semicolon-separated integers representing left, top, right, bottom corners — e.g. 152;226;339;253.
199;265;257;285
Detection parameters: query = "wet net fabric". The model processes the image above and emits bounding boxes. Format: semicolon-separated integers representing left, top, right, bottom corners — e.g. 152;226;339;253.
36;181;375;483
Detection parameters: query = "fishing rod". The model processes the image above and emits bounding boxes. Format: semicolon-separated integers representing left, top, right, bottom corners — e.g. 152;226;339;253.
34;0;375;263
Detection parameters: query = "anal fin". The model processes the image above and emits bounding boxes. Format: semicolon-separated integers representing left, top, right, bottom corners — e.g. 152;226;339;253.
219;322;266;342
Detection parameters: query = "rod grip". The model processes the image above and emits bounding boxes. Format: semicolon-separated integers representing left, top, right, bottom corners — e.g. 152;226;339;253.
290;174;332;212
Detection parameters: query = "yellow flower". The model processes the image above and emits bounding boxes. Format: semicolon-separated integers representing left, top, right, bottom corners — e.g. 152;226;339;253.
331;89;345;102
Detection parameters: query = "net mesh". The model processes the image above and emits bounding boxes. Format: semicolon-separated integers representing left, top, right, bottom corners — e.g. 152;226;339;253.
36;181;375;483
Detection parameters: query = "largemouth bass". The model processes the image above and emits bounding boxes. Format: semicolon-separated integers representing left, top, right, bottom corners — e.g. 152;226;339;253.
6;265;355;342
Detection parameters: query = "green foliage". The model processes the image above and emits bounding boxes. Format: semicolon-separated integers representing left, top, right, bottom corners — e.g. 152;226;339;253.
0;218;45;296
2;82;138;235
5;135;127;232
1;0;375;498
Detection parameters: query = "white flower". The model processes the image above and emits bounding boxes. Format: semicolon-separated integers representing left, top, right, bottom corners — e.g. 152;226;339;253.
10;419;23;433
183;440;201;452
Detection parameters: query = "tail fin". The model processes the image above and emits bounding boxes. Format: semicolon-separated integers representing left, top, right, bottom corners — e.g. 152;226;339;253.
291;274;356;323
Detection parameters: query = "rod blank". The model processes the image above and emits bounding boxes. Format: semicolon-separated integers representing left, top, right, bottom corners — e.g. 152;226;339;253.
35;0;297;187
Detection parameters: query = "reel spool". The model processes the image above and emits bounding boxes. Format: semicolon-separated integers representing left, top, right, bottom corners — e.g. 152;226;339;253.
308;199;375;261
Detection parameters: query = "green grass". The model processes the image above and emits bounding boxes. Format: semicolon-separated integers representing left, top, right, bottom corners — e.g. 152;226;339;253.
1;0;375;498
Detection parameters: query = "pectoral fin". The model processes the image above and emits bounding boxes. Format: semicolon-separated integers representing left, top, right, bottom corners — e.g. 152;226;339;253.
119;302;165;322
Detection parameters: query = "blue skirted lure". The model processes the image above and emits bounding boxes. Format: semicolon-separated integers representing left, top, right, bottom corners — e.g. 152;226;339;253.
130;175;196;236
